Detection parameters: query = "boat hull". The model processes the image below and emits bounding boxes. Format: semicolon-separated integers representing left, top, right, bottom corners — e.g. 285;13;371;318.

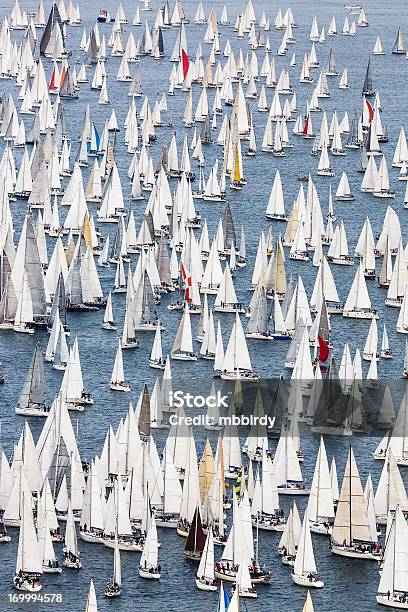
139;568;160;580
331;544;380;560
377;596;408;609
195;578;217;591
291;573;324;588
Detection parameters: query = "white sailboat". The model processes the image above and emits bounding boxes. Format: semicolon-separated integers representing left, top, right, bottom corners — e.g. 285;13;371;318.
195;530;217;591
102;292;116;330
63;502;82;569
331;447;382;560
343;263;377;319
110;340;130;391
139;517;160;579
292;508;324;588
104;533;122;597
376;506;408;609
149;325;165;368
14;493;43;591
221;312;259;381
171;303;196;360
307;437;335;535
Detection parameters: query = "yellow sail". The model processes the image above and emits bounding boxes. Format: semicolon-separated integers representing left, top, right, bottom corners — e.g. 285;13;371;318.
198;439;215;503
82;211;93;249
302;591;315;612
284;200;300;244
233;143;241;182
65;237;76;267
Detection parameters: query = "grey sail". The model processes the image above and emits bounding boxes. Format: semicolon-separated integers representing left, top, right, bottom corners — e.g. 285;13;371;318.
285;318;306;365
223;203;236;251
362;58;374;96
17;341;46;410
247;285;269;335
318;299;330;344
281;274;295;319
48;273;67;331
135;271;158;326
138;384;151;438
60;66;78;99
346;113;358;147
110;221;124;260
66;251;83;307
25;212;47;317
40;3;63;56
26;108;41;144
0;248;17;323
86;30;98;64
156;235;172;286
129;61;142;96
47;437;70;501
327;49;336;73
313;358;347;429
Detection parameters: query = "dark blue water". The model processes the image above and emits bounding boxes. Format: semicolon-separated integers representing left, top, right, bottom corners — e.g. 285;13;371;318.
1;0;408;610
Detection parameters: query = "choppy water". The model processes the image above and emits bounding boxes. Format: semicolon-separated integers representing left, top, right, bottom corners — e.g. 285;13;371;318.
1;0;408;610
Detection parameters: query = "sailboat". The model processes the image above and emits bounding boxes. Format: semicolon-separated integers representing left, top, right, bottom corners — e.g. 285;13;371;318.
307;437;335;535
392;28;406;54
376;506;408;608
331;447;382;560
381;324;392;358
102;292;116;330
149;325;165;368
291;508;324;588
16;342;48;416
85;580;98;611
373;35;385;55
251;452;286;531
13;270;34;334
195;530;217;591
233;550;257;598
13;493;43;591
184;506;205;561
273;431;310;495
362;58;375;96
63;502;82;569
110;340;131;391
104;533;122;596
221;312;259;381
343;263;377;319
171;304;196;360
139;514;160;579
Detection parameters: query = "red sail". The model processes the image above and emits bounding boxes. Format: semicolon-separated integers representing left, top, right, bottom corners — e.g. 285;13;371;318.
49;67;56;91
318;335;330;363
366;99;374;123
181;49;189;80
303;115;309;135
181;262;192;302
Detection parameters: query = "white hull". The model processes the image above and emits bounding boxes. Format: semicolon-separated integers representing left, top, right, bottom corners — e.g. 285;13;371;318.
104;538;143;552
278;485;310;495
79;531;104;544
110;382;131;392
15;406;48;417
220;372;259;381
377;596;408;609
13;576;42;592
309;522;332;536
291;573;324;588
331;544;380;560
195;578;217;591
139;567;160;580
171;353;197;361
343;310;378;319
